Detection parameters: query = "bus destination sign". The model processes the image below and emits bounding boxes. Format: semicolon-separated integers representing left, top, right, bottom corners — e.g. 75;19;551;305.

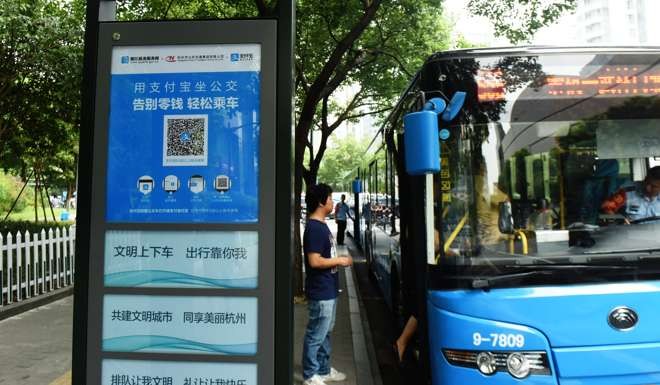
477;66;660;102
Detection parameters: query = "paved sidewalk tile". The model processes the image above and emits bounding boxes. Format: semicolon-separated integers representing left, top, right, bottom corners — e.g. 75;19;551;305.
0;296;72;385
294;266;358;385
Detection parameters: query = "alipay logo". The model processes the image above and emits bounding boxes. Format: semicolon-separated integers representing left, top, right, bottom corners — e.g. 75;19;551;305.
231;53;240;62
121;56;129;64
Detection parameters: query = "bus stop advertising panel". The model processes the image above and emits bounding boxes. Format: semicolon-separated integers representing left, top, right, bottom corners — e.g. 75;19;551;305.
106;44;260;223
73;18;288;385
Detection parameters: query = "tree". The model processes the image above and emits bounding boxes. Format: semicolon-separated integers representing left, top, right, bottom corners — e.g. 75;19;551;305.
292;0;453;294
0;0;84;218
115;0;263;20
316;135;370;191
467;0;576;44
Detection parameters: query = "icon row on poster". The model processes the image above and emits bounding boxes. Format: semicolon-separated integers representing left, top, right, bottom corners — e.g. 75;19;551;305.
138;175;231;195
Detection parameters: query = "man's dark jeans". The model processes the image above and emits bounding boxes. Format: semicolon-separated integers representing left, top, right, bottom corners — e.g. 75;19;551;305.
336;220;346;245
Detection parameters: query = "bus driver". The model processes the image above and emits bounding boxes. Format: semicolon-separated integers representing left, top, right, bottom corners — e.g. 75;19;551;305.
601;166;660;224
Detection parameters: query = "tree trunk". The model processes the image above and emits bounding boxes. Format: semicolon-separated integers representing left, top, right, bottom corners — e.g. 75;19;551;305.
293;106;314;296
34;172;38;223
44;182;57;222
66;183;74;209
292;160;321;297
38;176;48;223
293;173;304;297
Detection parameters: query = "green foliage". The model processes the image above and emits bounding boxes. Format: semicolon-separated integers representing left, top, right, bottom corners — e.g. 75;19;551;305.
293;0;455;223
0;0;83;188
115;0;263;20
0;220;74;239
0;173;33;214
317;135;370;191
295;0;452;128
467;0;576;44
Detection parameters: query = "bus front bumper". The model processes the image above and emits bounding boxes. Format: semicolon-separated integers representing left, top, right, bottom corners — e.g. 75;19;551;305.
428;299;660;385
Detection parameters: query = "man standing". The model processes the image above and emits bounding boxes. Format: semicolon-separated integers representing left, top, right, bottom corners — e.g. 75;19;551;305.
302;184;353;385
334;194;349;245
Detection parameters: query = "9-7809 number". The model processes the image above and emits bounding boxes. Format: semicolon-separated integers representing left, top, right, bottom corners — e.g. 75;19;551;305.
473;332;525;348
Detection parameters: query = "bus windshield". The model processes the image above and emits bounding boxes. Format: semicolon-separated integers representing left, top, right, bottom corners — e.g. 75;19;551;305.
424;51;660;287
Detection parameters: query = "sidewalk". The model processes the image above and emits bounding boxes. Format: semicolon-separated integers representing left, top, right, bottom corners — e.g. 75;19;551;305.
2;225;376;385
293;241;379;385
0;296;72;385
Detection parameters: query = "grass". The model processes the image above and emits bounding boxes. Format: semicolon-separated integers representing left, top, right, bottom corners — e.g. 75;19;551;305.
3;207;76;222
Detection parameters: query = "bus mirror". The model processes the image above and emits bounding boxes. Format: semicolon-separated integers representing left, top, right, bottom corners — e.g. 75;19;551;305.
441;91;466;122
423;97;447;114
352;178;362;194
498;201;515;234
402;92;465;175
403;110;440;175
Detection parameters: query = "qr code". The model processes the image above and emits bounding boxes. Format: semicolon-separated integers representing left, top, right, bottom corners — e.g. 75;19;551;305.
163;115;208;166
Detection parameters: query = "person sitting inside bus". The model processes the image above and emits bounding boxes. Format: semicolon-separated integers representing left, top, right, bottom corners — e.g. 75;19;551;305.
580;159;622;224
527;198;557;231
601;166;660;224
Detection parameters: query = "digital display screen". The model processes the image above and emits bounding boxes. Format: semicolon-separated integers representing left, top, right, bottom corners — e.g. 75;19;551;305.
476;69;505;102
477;65;660;102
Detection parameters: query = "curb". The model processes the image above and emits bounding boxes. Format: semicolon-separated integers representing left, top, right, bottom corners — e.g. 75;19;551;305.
49;370;71;385
0;286;74;321
345;240;384;385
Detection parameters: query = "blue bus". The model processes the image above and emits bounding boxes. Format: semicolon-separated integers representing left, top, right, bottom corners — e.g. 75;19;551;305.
350;46;660;384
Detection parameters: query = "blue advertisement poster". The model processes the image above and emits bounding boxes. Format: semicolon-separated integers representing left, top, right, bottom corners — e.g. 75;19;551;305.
104;230;258;288
102;359;257;385
103;295;258;355
106;45;261;223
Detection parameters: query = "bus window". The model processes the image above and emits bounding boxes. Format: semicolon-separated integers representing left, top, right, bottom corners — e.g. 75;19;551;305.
427;52;660;275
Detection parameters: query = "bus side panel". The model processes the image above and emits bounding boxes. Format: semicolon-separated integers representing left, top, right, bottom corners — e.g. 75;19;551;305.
372;225;395;306
427;299;558;385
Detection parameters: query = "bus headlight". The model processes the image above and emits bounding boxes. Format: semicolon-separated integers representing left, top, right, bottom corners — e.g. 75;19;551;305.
476;352;497;375
442;349;551;378
506;352;530;379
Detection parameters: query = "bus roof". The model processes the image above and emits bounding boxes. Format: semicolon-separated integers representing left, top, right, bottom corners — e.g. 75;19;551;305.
426;45;660;63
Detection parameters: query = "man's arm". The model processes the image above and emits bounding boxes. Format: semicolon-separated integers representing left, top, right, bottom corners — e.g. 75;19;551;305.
601;189;627;214
307;252;353;269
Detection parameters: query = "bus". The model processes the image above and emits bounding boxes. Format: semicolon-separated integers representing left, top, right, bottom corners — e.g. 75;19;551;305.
350;129;406;321
350;46;660;384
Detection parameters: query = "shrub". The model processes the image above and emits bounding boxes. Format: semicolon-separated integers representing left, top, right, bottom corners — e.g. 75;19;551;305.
0;220;75;241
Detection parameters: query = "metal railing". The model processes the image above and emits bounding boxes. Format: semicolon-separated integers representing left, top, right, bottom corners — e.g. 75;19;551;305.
0;226;76;307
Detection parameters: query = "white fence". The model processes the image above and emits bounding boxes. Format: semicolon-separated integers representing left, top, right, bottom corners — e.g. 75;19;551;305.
0;226;76;307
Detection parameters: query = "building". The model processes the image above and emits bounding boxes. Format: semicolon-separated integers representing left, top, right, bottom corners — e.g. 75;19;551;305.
446;0;660;46
575;0;649;44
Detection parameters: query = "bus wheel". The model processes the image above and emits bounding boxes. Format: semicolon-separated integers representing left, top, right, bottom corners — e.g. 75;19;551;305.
390;267;405;332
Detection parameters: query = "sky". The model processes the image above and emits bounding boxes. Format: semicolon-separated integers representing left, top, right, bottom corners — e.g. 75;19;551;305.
443;0;660;47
